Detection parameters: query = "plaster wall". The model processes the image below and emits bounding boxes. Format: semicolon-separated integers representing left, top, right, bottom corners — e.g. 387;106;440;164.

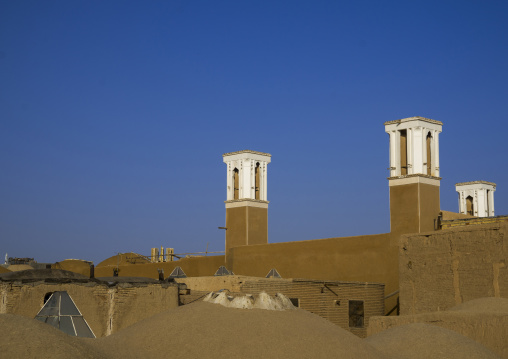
95;255;225;279
225;205;268;252
389;181;440;236
399;222;508;315
225;233;398;313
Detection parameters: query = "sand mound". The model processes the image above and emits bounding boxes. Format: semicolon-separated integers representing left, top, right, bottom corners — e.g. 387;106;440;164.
95;301;386;359
365;323;500;359
0;314;106;359
7;264;34;272
448;297;508;314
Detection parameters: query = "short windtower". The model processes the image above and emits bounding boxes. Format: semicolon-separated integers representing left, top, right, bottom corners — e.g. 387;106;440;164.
456;181;496;217
223;150;271;253
385;117;443;235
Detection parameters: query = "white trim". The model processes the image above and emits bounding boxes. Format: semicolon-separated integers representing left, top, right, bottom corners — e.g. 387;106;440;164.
225;199;269;209
388;176;440;187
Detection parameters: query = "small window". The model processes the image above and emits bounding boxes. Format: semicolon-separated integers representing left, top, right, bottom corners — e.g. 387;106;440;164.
289;298;299;307
349;300;364;328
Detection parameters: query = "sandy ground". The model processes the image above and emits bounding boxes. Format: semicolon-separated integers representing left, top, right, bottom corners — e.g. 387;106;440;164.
1;301;387;359
94;301;387;359
365;322;501;359
0;313;106;359
1;298;504;358
448;297;508;313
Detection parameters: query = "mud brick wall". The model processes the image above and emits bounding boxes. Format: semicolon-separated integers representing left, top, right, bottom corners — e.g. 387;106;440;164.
399;222;508;315
0;281;178;337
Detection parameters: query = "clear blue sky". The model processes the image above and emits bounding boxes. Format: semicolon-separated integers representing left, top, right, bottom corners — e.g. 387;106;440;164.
1;1;507;264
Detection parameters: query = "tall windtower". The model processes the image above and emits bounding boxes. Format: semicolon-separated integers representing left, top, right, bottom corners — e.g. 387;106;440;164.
223;150;271;253
456;181;495;217
385;117;443;234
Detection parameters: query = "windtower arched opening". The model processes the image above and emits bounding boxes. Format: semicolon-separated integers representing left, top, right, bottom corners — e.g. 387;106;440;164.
466;196;474;216
255;162;260;200
233;168;239;199
399;129;408;175
426;132;432;175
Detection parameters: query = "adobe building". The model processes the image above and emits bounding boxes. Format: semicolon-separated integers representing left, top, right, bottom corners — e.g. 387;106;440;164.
90;115;507;337
95;117;448;313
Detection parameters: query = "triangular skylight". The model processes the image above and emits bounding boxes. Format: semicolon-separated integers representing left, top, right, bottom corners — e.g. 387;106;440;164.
266;268;281;278
214;266;232;276
35;291;95;338
169;266;187;278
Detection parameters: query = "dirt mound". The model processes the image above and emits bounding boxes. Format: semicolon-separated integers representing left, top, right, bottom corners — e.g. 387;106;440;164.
365;323;500;359
448;297;508;314
96;252;150;267
0;269;89;281
95;301;386;359
7;264;34;272
0;314;106;359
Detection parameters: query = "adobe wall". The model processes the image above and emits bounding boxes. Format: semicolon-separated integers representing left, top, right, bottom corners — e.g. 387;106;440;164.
95;255;225;279
0;281;178;337
399;222;508;315
178;276;384;338
440;214;508;229
440;210;474;220
225;233;398;313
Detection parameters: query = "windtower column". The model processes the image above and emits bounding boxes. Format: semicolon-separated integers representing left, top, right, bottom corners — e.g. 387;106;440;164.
385;117;443;235
223;150;271;253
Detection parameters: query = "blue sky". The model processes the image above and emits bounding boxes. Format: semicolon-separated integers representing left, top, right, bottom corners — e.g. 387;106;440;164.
1;1;507;264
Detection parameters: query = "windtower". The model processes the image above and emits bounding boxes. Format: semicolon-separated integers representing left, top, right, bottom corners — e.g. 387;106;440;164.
223;150;271;253
456;181;495;217
385;117;443;234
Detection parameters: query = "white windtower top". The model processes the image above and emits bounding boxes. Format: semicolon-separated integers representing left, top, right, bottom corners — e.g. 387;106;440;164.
223;150;271;201
456;181;496;217
384;117;443;178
